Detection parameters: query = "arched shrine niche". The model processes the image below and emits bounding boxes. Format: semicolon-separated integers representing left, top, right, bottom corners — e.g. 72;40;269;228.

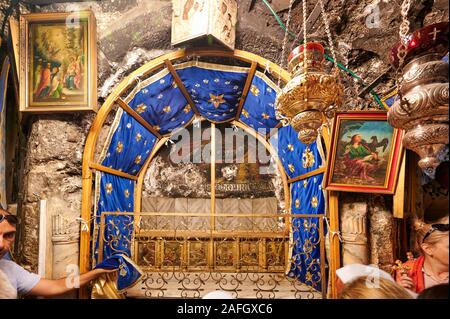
82;49;328;299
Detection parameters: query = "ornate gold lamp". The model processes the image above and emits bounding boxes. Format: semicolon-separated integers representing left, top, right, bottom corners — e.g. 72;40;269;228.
274;0;344;145
275;42;344;144
388;18;449;176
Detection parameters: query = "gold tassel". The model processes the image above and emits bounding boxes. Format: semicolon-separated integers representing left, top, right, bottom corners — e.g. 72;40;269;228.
91;272;126;299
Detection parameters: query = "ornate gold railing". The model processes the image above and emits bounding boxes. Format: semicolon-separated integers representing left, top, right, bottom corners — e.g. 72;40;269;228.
98;212;325;298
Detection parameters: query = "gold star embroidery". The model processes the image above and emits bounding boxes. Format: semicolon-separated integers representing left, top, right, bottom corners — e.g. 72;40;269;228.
208;93;226;108
105;183;113;195
242;109;249;118
135;133;142;142
288;164;295;173
288;144;294;151
303;180;308;188
172;81;178;89
295;199;300;208
250;85;260;97
135;155;142;164
163;105;171;113
262;113;270;120
184;105;191;113
116;141;123;153
124;189;130;198
136;103;147;114
305;271;313;282
302;147;315;169
311;196;319;208
154;125;161;131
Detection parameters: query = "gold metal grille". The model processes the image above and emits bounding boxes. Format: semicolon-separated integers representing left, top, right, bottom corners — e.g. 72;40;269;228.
98;212;325;298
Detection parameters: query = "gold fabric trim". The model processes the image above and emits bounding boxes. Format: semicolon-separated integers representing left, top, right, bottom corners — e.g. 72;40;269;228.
254;70;281;94
92;170;102;267
124;67;171;103
98;107;124;165
173;60;250;74
91;272;125;299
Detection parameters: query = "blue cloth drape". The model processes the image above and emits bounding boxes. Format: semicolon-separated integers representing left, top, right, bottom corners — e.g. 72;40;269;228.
127;71;194;135
239;74;279;135
288;173;327;292
95;173;135;264
271;125;323;179
95;61;327;293
95;254;143;290
102;113;157;175
176;64;248;122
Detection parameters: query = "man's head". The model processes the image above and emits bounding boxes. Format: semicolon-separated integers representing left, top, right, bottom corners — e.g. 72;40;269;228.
0;208;17;259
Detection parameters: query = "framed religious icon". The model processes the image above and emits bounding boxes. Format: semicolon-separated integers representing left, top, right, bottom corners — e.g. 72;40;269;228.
324;111;404;194
19;11;97;112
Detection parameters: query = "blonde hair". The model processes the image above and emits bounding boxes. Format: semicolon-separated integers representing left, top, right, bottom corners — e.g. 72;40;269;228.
414;215;449;251
338;276;412;299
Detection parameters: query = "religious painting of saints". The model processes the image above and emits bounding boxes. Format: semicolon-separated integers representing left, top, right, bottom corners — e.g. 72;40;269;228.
19;11;97;112
324;112;404;194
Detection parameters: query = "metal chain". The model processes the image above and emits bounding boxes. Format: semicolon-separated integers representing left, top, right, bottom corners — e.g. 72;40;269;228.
289;0;307;52
277;0;296;87
302;0;308;101
396;0;412;113
318;0;338;71
397;0;412;67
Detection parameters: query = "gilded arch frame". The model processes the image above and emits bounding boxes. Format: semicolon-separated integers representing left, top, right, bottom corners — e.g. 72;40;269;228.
80;48;339;298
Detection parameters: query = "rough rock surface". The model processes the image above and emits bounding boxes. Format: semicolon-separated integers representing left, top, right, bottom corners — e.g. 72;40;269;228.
368;196;394;273
0;0;447;273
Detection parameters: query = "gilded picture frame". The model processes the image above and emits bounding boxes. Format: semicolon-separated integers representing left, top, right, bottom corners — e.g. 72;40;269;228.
19;11;97;113
324;111;404;194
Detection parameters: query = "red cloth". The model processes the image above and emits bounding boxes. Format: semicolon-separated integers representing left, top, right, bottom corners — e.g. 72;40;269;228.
395;255;425;293
34;67;51;97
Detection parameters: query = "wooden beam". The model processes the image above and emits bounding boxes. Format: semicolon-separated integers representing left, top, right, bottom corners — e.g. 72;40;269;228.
266;121;283;140
288;167;326;184
232;120;291;212
103;212;324;218
235;62;258;120
116;97;163;139
164;59;201;116
211;123;216;231
328;191;341;299
89;162;139;181
393;152;406;218
319;214;327;298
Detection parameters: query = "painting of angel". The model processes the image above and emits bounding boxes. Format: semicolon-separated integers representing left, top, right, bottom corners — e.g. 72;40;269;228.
325;112;404;194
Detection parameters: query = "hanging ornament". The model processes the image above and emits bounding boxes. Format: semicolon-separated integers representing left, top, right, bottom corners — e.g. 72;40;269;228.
387;1;449;177
275;0;344;145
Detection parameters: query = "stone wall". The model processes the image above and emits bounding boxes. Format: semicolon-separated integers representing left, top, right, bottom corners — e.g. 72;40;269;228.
0;0;447;275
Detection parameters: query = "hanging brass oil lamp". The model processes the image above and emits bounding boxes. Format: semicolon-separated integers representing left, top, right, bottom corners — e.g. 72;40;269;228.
388;20;449;176
275;42;344;144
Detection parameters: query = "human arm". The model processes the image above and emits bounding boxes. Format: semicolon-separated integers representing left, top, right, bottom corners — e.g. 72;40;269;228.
29;268;115;297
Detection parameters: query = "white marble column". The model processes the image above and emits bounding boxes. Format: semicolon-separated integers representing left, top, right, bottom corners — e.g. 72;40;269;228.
340;199;369;265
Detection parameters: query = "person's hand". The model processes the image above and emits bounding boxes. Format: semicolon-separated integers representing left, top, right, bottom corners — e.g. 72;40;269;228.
398;274;415;291
96;267;118;274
